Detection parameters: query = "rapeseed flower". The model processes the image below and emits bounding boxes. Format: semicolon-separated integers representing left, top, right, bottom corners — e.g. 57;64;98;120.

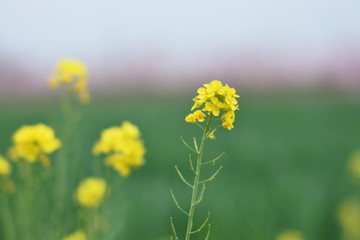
0;156;11;176
62;230;86;240
0;156;15;193
185;80;239;130
185;110;206;123
76;178;107;208
11;124;61;163
93;121;145;177
349;150;360;180
276;230;304;240
49;59;90;103
338;199;360;239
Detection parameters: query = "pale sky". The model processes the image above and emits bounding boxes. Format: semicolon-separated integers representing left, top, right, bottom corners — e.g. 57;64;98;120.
0;0;360;90
1;0;359;62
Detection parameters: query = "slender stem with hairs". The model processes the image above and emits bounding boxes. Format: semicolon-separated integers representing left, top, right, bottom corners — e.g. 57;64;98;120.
184;115;212;240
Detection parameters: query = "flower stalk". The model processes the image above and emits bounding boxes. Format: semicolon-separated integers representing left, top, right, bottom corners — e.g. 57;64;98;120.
171;80;239;240
172;114;223;240
184;114;212;240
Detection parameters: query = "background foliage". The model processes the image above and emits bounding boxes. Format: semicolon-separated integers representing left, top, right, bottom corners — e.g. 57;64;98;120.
0;91;359;240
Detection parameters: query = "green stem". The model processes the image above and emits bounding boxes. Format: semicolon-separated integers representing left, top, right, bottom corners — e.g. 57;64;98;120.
55;91;76;214
57;93;72;199
18;160;35;240
86;208;100;240
184;115;212;240
0;183;17;240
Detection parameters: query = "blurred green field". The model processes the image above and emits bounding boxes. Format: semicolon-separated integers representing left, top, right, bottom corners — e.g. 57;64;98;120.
1;91;360;240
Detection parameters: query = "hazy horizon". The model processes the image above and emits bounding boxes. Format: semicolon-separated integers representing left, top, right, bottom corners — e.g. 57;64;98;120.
1;0;360;94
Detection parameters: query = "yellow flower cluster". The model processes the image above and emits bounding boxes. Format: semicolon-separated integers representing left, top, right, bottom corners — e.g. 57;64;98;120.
338;199;360;239
76;178;107;208
93;121;145;177
275;230;304;240
185;110;206;123
62;230;86;240
0;156;15;193
349;150;360;180
11;124;61;164
185;80;239;130
0;156;11;176
49;59;90;103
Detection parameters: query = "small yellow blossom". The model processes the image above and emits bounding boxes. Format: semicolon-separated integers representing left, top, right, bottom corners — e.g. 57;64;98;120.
0;156;11;176
11;124;61;163
76;178;107;208
62;230;87;240
49;59;90;103
208;132;216;140
221;110;235;130
93;121;145;176
105;154;132;177
185;110;206;123
349;150;360;180
276;230;304;240
338;199;360;239
186;80;239;130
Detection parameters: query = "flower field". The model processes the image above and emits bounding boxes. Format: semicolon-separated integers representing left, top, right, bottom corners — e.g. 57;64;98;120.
1;90;359;240
1;0;359;238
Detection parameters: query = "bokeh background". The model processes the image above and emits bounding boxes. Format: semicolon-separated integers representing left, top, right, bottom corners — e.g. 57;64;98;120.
1;1;360;239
